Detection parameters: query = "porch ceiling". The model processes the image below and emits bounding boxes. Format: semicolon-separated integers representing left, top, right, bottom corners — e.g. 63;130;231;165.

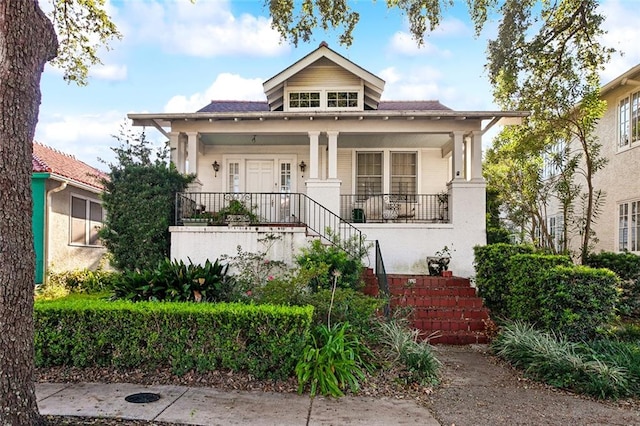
197;133;450;148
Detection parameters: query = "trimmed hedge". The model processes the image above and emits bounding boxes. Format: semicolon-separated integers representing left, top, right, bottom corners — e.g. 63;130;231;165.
506;254;572;323
586;251;640;318
473;244;535;317
536;266;619;340
35;299;313;379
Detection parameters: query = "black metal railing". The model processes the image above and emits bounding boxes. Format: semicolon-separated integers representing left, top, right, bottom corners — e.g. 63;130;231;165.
176;192;364;258
375;240;390;317
340;193;449;223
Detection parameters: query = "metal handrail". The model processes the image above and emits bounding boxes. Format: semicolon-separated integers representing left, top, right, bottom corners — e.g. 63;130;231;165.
175;192;364;258
375;240;390;317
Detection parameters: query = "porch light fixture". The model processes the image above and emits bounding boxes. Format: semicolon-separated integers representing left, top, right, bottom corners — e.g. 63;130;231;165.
212;161;220;177
299;160;306;175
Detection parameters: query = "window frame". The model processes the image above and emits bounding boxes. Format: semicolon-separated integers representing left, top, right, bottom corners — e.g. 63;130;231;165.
618;199;640;253
69;194;104;247
618;89;640;151
285;88;362;112
356;151;383;200
390;151;417;195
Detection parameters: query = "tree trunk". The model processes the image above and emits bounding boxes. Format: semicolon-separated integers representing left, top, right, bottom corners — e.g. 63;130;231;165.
0;1;57;424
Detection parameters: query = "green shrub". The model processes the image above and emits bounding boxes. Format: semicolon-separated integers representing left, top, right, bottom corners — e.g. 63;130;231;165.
536;266;619;341
492;322;631;399
45;268;120;294
295;322;373;397
305;288;385;338
296;232;371;292
35;298;313;380
111;258;231;302
376;319;439;385
586;252;640;318
99;131;194;272
506;254;572;322
473;243;535;317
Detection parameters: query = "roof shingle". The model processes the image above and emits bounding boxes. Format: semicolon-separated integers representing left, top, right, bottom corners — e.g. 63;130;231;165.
196;99;452;113
32;142;106;191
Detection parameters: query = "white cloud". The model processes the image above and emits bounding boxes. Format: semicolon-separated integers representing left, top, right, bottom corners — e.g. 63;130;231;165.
428;17;471;38
599;0;640;83
35;111;128;169
121;0;289;58
164;73;265;113
89;64;127;81
388;31;451;57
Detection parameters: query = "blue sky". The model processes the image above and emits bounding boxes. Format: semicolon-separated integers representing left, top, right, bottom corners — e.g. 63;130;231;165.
36;0;640;169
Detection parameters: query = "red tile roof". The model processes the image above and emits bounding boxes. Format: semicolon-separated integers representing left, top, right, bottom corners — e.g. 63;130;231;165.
32;142;106;191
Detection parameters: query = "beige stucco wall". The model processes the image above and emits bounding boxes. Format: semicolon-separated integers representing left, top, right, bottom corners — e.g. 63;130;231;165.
46;181;108;273
588;80;640;254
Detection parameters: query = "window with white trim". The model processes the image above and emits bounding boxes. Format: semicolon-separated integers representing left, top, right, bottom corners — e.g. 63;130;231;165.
390;152;417;194
70;196;104;246
327;91;358;108
618;90;640;149
228;162;240;192
548;215;565;252
619;200;640;252
356;152;382;198
289;92;320;109
542;141;566;179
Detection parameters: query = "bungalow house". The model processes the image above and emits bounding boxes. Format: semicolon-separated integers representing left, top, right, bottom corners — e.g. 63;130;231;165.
540;64;640;257
129;43;527;278
32;142;108;284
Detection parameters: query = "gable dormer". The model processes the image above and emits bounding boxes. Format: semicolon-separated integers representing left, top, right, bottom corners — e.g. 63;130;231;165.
263;42;385;112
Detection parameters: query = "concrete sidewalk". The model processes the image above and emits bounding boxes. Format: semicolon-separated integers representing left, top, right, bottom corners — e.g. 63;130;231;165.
37;382;440;425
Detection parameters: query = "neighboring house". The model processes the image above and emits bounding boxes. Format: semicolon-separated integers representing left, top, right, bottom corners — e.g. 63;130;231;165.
594;64;640;254
32;142;108;284
541;64;640;257
129;43;526;277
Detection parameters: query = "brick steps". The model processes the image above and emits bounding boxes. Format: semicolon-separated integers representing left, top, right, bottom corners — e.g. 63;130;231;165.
362;270;491;345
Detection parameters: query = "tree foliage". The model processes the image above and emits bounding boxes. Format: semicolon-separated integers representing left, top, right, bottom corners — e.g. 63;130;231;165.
99;128;193;271
483;0;612;262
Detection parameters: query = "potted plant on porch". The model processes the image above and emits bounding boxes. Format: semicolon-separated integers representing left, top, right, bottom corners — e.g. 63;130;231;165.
426;245;453;276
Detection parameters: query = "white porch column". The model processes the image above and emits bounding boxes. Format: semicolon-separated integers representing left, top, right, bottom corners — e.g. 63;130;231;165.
327;131;339;179
168;131;181;172
451;131;465;181
308;131;320;180
186;131;199;175
470;130;484;181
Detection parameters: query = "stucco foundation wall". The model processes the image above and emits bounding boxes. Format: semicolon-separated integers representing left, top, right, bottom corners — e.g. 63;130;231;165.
170;226;309;268
356;224;480;277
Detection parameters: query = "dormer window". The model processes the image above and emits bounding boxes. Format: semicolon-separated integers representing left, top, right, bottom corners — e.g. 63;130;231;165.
289;92;320;109
286;89;362;111
327;91;358;108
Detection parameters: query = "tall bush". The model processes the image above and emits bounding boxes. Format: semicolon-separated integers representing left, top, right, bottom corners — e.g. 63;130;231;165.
473;243;535;316
586;252;640;318
536;266;619;340
506;254;572;322
295;232;371;291
99;128;193;271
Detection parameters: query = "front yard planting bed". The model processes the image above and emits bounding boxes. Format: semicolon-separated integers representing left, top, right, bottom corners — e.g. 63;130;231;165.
35;298;313;380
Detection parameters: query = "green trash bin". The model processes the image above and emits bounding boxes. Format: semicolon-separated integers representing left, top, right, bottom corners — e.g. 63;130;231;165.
352;208;365;223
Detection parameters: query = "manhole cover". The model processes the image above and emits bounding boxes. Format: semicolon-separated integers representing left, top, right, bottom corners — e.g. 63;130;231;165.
125;392;161;404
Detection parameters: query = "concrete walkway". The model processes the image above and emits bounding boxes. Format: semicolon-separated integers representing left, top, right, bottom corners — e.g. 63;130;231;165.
37;382;440;425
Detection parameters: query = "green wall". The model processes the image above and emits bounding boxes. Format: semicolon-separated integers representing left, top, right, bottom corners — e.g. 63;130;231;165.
32;173;49;284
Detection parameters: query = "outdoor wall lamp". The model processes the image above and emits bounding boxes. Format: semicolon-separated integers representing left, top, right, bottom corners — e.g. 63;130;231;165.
212;161;220;177
299;160;306;176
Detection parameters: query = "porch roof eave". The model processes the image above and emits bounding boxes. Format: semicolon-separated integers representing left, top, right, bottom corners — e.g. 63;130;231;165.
128;110;530;129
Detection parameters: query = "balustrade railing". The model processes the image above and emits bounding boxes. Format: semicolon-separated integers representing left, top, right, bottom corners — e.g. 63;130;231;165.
175;192;364;257
339;193;449;223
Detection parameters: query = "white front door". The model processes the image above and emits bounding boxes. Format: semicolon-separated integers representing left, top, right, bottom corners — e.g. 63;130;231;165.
246;160;276;221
